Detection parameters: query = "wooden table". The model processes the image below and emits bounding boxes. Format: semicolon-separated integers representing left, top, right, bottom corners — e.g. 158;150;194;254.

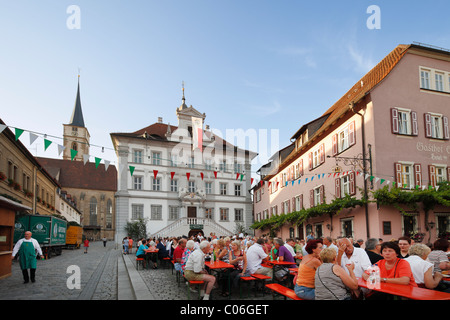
205;260;235;299
144;248;159;269
357;277;450;300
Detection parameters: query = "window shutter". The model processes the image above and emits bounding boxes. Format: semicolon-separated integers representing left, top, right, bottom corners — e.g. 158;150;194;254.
443;116;449;140
349;121;356;146
299;194;303;210
292;197;296;212
411;111;418;136
308;152;313;170
391;108;399;134
319;143;325;164
414;164;422;187
349;171;356;195
424;113;432;138
332;134;338;156
394;163;402;184
310;189;314;208
335;177;341;199
287;199;290;213
428;165;436;187
447;167;450;182
320;185;325;204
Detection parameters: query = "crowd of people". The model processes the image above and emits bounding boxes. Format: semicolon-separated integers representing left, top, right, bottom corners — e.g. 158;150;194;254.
128;231;450;300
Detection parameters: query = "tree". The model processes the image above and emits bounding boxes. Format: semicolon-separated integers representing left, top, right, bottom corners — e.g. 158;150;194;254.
124;218;148;240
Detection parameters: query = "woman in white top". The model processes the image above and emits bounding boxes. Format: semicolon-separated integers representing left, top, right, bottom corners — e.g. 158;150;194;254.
405;243;442;289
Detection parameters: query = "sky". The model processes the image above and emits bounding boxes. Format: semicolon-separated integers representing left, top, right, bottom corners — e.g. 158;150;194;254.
1;0;450;178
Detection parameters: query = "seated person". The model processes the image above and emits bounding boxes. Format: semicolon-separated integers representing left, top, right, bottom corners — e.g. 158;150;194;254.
136;239;149;268
405;243;443;289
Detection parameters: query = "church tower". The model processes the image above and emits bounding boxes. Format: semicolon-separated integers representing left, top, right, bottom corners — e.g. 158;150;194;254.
63;75;90;161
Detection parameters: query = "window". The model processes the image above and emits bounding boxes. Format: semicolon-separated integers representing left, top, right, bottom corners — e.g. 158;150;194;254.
270;205;277;217
89;197;97;225
234;184;241;196
188;181;195;193
131;204;144;220
234;209;243;221
205;182;212;194
341;175;350;196
420;69;430;89
425;113;449;140
435;73;444;91
170;154;178;167
152;178;161;191
151;205;162;220
188;156;195;169
338;127;349;152
152;152;161;165
205;208;214;219
133;150;142;163
219;160;227;172
133;176;142;190
390;108;418;136
169;206;179;220
295;195;303;211
310;185;324;207
170;179;178;192
234;162;242;174
220;208;229;221
314;188;321;206
309;144;325;170
435;166;447;183
220;183;227;195
205;159;212;171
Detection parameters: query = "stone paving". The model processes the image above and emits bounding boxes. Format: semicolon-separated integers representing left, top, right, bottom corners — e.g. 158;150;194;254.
0;241;279;301
0;241;119;300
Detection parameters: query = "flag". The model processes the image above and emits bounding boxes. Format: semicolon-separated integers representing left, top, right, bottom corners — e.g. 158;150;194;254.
95;157;102;169
44;139;52;151
129;166;135;176
213;171;217;179
29;132;39;145
171;172;175;180
200;172;204;180
0;124;6;134
186;172;190;181
83;154;89;165
70;149;78;161
236;173;240;180
15;128;24;141
153;170;158;178
57;144;66;156
104;160;110;171
192;116;203;151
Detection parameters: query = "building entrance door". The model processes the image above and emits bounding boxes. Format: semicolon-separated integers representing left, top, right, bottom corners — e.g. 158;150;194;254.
187;206;197;218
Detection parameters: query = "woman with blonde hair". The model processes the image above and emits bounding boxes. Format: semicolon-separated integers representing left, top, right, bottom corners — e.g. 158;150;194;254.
405;243;443;289
315;248;359;300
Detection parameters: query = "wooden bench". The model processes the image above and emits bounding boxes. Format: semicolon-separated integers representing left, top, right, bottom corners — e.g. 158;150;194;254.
136;257;145;270
251;273;272;297
183;275;205;300
265;283;303;300
239;276;257;298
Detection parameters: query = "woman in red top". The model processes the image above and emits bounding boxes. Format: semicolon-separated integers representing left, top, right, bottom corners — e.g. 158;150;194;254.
363;241;417;286
84;238;90;254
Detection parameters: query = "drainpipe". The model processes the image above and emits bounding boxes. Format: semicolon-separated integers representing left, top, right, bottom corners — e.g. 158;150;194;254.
350;102;370;239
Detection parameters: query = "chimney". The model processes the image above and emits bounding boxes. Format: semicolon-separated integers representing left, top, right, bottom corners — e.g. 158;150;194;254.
158;117;163;123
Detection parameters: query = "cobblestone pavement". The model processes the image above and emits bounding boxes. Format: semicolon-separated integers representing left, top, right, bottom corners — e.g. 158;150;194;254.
0;241;119;300
0;241;281;301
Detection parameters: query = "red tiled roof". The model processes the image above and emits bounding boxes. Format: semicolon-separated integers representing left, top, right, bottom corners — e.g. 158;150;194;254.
36;157;117;192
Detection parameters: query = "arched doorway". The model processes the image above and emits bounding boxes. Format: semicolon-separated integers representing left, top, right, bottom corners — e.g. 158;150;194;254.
188;229;204;238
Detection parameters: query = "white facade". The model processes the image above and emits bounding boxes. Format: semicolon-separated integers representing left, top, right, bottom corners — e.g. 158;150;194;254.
111;98;257;243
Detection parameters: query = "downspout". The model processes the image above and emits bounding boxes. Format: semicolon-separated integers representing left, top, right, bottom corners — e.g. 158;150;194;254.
350;101;370;239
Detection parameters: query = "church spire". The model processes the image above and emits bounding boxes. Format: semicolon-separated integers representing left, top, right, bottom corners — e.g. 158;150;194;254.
179;81;187;110
68;74;85;127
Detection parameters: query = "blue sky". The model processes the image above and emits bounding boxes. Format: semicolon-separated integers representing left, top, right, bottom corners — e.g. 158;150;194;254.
1;1;449;175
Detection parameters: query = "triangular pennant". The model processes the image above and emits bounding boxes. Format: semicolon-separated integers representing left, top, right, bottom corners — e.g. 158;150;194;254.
292;180;295;186
380;179;385;185
240;173;244;181
214;171;217;179
305;178;308;183
236;173;240;180
95;157;102;169
44;139;52;151
422;185;426;191
311;176;314;181
365;174;370;180
15;128;24;141
369;176;374;182
298;179;301;184
200;172;204;180
129;166;135;176
171;172;175;180
70;149;78;161
57;144;66;156
104;160;110;171
322;173;325;179
251;178;254;185
29;132;39;145
186;172;190;181
83;154;90;165
153;170;158;178
285;181;288;187
0;124;7;134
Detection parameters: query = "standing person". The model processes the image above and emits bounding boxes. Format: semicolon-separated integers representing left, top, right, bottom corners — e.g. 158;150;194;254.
12;231;44;284
128;237;134;254
102;237;107;247
83;238;90;254
123;237;129;255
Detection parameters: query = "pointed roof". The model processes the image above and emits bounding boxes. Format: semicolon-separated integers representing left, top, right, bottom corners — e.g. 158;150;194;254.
68;76;85;127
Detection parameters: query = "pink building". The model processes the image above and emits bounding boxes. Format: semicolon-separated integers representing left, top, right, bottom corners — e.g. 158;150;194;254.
253;43;450;244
